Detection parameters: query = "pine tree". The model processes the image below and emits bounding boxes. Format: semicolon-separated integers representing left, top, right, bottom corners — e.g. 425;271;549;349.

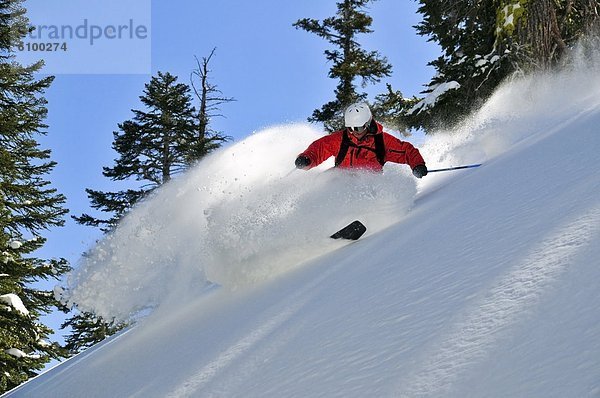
410;0;504;130
294;0;392;131
0;0;70;392
410;0;600;131
66;67;231;354
370;84;419;136
65;71;199;352
61;311;125;353
74;71;200;232
496;0;600;67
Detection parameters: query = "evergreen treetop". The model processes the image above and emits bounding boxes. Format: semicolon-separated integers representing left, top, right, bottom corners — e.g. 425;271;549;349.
294;0;392;131
74;71;201;232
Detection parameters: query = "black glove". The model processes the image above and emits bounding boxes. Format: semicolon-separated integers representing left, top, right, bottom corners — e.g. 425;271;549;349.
295;155;311;169
412;164;428;178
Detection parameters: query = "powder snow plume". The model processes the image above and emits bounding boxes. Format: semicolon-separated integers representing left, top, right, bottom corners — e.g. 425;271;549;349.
64;40;600;324
64;124;417;321
417;39;600;193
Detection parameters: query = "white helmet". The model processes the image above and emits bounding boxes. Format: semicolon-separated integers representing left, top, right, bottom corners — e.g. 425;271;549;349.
344;102;372;130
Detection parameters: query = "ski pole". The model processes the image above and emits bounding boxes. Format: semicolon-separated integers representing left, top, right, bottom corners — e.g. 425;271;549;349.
428;164;481;173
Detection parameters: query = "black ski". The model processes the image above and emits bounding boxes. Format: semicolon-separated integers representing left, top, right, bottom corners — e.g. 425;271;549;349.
330;220;367;240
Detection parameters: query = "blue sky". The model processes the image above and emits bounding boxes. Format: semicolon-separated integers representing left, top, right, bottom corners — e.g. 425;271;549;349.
20;0;439;334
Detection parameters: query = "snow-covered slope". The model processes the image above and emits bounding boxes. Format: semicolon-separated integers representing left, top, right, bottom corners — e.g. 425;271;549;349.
5;52;600;397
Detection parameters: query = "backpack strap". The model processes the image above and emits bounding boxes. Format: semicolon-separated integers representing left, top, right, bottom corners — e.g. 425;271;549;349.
374;132;386;166
335;130;352;167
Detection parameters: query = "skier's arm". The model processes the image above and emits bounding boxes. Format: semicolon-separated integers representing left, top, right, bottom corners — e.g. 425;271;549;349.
296;133;341;170
383;134;426;169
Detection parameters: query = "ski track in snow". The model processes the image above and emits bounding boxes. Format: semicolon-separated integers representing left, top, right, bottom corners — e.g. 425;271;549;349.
164;254;348;398
396;203;600;397
164;307;294;398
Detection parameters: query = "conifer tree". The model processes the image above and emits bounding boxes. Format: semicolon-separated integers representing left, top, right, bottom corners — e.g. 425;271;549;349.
0;0;70;392
410;0;503;130
74;71;201;232
495;0;600;67
66;67;231;354
294;0;392;131
65;72;200;352
371;84;419;136
411;0;600;131
61;311;125;354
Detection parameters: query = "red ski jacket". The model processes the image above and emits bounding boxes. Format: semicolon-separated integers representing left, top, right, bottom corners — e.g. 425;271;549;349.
298;122;426;172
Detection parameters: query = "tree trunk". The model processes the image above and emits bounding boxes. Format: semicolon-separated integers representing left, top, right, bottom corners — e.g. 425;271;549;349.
519;0;566;67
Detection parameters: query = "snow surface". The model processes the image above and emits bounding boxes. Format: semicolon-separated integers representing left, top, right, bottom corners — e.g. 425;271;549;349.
407;81;460;115
0;294;29;316
5;49;600;397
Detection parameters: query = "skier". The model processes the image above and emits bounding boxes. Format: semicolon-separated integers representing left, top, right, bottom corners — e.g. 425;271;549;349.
295;102;428;178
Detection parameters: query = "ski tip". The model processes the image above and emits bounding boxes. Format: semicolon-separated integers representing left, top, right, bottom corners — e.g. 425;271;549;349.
330;220;367;240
